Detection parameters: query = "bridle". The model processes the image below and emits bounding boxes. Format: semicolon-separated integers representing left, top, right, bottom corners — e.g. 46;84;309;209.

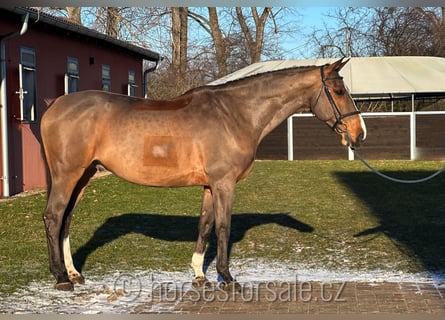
316;65;361;134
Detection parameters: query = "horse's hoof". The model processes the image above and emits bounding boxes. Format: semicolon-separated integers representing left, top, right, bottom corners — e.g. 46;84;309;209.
54;281;74;291
219;281;241;292
69;273;85;285
192;276;210;288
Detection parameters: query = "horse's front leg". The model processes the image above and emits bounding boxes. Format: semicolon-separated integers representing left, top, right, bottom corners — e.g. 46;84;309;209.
191;186;214;287
212;179;240;292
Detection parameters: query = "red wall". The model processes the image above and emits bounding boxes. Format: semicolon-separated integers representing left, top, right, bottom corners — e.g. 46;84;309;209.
1;17;146;195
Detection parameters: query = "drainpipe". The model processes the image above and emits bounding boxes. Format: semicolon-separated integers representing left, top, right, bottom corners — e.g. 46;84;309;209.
143;58;161;98
0;13;29;197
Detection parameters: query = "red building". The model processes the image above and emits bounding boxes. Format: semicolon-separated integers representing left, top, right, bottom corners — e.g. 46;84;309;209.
0;7;161;196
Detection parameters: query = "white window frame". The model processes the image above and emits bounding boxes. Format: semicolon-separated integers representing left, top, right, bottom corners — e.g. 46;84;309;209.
65;56;79;95
127;70;137;96
102;64;111;92
17;47;36;123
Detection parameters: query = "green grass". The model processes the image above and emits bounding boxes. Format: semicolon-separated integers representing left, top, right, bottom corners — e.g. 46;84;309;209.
1;160;445;294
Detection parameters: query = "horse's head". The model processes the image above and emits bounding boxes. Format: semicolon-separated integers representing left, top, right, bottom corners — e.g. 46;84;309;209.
311;58;367;149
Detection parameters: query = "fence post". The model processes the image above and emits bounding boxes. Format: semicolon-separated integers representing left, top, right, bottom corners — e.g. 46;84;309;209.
287;115;294;160
410;94;416;160
348;146;354;160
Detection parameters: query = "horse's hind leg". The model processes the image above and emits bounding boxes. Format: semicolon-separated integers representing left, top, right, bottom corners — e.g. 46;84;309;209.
191;186;214;287
61;164;98;285
43;166;95;290
43;175;80;290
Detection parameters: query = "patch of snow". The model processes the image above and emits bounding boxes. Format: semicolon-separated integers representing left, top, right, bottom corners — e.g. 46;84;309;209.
1;260;444;314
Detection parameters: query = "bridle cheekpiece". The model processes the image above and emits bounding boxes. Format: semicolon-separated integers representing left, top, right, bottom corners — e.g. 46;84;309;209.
319;65;361;134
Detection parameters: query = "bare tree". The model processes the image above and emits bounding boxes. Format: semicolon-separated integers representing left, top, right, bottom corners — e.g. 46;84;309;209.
187;8;230;78
171;7;188;80
309;8;372;58
208;8;229;77
369;8;438;56
235;7;271;63
105;7;119;38
89;7;121;38
187;7;291;78
66;7;82;24
37;7;82;24
309;7;444;58
37;6;302;98
415;7;445;57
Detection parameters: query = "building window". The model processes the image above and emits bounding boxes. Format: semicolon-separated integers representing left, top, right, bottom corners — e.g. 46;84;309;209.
65;57;79;94
18;47;36;122
128;70;137;96
102;64;111;91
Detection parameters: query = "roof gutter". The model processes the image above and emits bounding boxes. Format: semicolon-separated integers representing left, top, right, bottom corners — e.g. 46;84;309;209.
12;7;161;63
0;12;29;197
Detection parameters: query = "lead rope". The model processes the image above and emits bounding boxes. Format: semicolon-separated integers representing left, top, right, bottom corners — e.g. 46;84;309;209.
351;148;445;184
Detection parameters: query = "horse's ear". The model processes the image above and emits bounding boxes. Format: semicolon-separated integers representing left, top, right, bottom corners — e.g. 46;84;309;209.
335;57;350;71
325;57;350;73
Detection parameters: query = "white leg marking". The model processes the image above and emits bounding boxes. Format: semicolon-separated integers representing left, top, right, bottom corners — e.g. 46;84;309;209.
191;252;205;278
63;236;80;279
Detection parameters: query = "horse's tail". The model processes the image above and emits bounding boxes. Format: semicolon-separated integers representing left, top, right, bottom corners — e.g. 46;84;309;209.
41;97;59;198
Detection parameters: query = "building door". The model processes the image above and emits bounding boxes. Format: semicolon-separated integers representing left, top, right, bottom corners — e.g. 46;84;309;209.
10;47;38;194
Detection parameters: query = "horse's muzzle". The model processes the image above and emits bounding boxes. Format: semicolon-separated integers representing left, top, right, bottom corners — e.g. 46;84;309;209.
342;130;366;149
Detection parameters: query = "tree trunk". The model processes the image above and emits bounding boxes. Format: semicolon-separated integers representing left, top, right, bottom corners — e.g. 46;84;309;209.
179;8;188;77
66;7;82;24
171;7;188;81
106;7;119;38
236;7;271;63
208;8;228;77
438;7;445;57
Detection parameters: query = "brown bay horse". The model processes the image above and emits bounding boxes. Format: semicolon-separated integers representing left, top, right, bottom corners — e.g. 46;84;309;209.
41;58;366;291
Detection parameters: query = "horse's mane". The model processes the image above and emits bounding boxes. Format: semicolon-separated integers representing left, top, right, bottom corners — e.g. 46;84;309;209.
134;65;320;111
206;64;319;89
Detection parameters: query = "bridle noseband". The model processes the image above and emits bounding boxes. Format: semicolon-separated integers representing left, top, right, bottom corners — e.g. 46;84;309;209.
318;65;361;134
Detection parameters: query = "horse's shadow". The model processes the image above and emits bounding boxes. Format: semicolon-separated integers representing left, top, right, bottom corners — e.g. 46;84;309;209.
335;171;445;273
73;212;313;273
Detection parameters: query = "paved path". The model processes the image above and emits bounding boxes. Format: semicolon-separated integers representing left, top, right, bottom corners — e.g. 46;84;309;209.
132;281;444;314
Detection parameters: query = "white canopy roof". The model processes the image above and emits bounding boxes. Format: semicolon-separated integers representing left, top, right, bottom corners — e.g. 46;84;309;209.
210;56;445;97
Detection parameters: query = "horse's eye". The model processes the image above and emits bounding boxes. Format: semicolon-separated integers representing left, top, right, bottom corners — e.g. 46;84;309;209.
335;89;344;96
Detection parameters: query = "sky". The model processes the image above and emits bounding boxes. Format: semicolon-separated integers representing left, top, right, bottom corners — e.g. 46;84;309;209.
76;6;339;60
279;7;337;59
59;5;439;60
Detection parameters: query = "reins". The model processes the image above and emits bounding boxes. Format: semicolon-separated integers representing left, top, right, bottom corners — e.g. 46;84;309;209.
316;64;445;184
351;148;445;184
318;65;445;184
